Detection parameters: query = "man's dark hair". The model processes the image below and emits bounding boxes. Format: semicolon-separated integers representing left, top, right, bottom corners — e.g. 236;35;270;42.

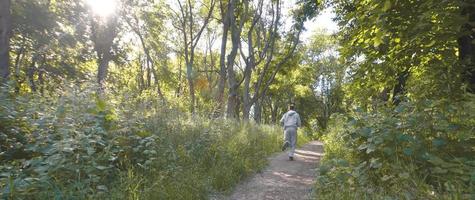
289;103;295;110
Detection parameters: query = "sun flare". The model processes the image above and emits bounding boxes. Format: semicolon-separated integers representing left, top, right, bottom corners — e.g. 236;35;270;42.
86;0;118;18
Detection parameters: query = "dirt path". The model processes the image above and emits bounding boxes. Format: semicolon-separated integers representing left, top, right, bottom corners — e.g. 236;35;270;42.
217;141;324;200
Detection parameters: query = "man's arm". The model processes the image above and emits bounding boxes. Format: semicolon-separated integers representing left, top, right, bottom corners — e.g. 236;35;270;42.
280;114;286;127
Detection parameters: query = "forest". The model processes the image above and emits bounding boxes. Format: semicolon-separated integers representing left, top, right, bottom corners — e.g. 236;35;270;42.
0;0;474;199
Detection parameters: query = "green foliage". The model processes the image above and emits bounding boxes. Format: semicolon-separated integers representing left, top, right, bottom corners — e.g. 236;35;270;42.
0;84;288;199
315;97;475;199
333;0;468;105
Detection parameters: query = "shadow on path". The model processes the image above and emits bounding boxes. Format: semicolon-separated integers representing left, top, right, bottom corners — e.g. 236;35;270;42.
216;141;324;200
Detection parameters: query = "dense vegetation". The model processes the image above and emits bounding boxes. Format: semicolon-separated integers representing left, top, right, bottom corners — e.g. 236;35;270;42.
1;86;311;199
0;0;318;199
0;0;474;199
314;0;475;199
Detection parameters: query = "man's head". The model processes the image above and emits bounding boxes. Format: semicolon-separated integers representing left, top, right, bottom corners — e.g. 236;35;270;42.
288;103;295;111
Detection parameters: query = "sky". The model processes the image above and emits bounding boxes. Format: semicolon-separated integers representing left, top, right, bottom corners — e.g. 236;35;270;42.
302;8;338;41
281;0;338;42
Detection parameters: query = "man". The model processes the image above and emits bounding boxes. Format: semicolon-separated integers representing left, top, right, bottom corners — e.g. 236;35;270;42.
280;103;301;161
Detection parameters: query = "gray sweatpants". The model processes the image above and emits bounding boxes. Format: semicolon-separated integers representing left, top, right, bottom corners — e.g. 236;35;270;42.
284;127;297;157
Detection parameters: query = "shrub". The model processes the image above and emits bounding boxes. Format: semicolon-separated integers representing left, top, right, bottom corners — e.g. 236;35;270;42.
0;85;289;199
315;98;475;199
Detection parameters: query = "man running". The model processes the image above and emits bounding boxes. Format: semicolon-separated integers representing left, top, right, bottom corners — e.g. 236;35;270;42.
280;103;301;161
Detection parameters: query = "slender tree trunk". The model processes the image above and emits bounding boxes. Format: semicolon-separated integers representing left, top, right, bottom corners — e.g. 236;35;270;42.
177;58;183;97
146;62;151;88
392;68;410;106
125;15;166;102
242;52;253;120
27;55;38;92
38;55;45;95
0;0;11;84
459;5;475;93
97;52;111;91
214;0;231;117
253;99;262;123
177;0;215;114
92;18;118;93
138;56;145;92
270;102;278;123
151;65;166;104
226;0;241;119
186;61;196;113
14;49;26;94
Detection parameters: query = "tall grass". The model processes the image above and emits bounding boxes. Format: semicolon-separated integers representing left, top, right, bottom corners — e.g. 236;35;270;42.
0;85;300;199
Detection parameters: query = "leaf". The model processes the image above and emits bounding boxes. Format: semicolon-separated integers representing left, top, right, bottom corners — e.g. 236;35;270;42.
366;144;376;154
95;166;109;170
399;172;410;179
381;175;392;181
337;159;349;167
96;185;108;191
383;147;394;155
403;148;413;156
358;144;368;150
383;0;391;11
426;40;436;47
370;158;382;169
432;167;448;174
360;127;372;137
432;138;446;147
395;104;405;113
397;134;412;142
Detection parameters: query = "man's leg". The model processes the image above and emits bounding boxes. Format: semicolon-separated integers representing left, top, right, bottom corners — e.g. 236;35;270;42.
288;128;297;159
282;129;290;151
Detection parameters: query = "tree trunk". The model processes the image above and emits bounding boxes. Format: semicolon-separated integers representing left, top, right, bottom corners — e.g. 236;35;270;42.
459;5;475;93
97;51;112;91
177;0;215;114
214;0;231;117
138;56;145;92
92;17;118;93
270;102;278;123
14;49;26;94
392;68;410;106
253;99;262;123
225;0;241;119
242;55;252;120
38;55;45;95
0;0;11;84
151;65;166;104
27;55;38;92
187;62;196;113
176;58;183;97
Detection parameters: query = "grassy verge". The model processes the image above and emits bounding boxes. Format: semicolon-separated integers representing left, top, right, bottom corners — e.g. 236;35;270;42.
314;100;475;199
0;86;304;199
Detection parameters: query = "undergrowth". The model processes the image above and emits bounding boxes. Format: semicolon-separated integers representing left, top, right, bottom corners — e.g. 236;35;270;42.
315;97;475;199
0;85;296;199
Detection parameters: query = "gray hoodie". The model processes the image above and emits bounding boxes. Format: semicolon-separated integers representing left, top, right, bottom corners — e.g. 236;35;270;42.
280;110;301;129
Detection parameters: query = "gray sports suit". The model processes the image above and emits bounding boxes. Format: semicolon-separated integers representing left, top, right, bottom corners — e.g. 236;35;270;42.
280;110;301;157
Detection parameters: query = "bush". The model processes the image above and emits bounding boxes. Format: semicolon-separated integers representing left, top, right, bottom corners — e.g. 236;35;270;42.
315;98;475;199
0;85;287;199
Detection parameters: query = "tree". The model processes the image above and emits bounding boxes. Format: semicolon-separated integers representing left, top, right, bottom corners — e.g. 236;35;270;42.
0;0;11;84
332;0;469;108
238;0;318;120
458;2;475;93
225;0;245;119
212;0;233;117
124;0;168;103
90;15;119;93
174;0;216;114
304;31;345;130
